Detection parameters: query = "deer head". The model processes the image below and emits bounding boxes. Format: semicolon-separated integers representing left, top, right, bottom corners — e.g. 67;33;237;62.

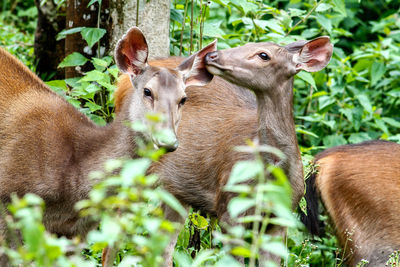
115;27;217;151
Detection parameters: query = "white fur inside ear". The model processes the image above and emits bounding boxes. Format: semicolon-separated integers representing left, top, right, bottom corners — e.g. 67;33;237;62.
183;55;202;81
132;49;148;68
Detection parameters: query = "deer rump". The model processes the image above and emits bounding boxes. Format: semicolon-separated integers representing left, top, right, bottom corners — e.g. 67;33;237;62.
302;140;400;266
116;57;258;217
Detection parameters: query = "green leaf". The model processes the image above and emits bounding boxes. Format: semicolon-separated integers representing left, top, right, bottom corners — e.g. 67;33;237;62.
228;197;255;218
318;95;336;111
85;101;102;112
261;241;288;258
87;0;101;7
227;160;263;185
45;80;68;94
356;94;373;114
203;21;225;38
157;189;187;218
58;52;88;68
382;117;400;128
316;3;333;12
348;132;372;144
316;14;332;33
370;62;386;86
81;27;107;48
323;135;347;148
56;27;84;40
192;250;216;267
189;213;209;230
231;246;251;258
332;0;347;16
81;70;109;82
296;71;316;88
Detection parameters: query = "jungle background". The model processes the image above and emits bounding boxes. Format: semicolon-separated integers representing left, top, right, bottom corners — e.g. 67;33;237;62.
0;0;399;266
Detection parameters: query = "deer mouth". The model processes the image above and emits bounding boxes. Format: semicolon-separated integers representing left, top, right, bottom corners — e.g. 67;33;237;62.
205;62;233;75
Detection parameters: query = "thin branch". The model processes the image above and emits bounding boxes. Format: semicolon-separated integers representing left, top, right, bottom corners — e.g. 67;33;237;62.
286;0;322;36
179;0;189;56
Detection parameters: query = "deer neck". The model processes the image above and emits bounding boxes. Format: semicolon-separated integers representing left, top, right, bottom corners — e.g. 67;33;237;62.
255;77;304;205
78;111;137;178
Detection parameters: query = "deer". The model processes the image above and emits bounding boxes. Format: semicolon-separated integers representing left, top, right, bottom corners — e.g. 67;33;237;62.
0;26;216;263
111;36;333;266
301;140;400;266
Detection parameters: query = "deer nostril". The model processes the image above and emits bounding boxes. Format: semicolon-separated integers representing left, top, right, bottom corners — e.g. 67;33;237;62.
206;51;218;62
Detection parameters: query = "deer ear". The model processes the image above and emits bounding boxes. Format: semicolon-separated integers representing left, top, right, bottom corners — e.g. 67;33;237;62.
178;40;217;87
293;36;333;72
115;27;149;77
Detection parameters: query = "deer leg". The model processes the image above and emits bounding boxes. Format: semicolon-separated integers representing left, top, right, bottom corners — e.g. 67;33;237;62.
102;245;118;267
162;203;187;267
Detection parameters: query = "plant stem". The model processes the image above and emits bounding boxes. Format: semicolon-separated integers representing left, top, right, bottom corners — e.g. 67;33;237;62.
189;0;194;54
249;155;266;267
286;0;322;36
179;0;189;56
136;0;140;26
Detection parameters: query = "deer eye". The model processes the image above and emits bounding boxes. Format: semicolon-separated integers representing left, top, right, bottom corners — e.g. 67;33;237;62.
144;88;152;98
179;97;187;107
258;52;270;61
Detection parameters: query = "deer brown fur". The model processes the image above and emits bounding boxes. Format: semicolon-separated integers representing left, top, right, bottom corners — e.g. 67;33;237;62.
114;37;333;266
0;26;215;261
302;140;400;266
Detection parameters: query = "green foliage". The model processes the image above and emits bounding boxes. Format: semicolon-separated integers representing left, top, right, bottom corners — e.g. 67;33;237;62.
1;0;400;266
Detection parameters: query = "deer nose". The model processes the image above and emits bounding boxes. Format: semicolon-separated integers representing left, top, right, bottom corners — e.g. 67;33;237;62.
205;51;218;63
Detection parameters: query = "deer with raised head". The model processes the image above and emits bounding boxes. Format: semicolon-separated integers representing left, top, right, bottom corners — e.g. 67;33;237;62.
0;26;216;262
301;140;400;266
113;37;333;266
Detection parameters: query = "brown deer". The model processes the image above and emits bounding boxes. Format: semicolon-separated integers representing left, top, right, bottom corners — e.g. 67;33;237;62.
0;26;215;261
112;37;333;266
301;140;400;266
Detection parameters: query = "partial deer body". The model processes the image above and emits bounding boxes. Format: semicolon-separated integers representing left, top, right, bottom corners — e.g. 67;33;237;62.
0;26;214;245
114;37;332;265
302;140;400;266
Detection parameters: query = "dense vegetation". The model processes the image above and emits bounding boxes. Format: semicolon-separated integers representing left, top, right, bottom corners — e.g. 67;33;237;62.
0;0;399;266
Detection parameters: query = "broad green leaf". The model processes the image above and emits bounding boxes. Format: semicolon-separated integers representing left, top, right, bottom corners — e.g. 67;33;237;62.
56;27;84;40
322;134;347;148
316;14;332;33
228;197;255;218
382;117;400;128
318;95;336;111
189;213;209;229
356;94;373;114
157;189;187;218
261;241;288;258
81;70;109;82
227;160;263;185
81;27;107;48
192;250;216;267
348;132;371;144
45;80;68;94
85;101;102;112
231;246;251;258
58;52;88;68
87;0;101;7
332;0;347;16
203;21;225;38
120;158;151;184
296;71;316;88
370;62;386;86
316;3;333;12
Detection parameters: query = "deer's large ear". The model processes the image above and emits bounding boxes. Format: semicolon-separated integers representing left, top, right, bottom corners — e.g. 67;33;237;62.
178;40;217;87
292;36;333;72
115;27;149;78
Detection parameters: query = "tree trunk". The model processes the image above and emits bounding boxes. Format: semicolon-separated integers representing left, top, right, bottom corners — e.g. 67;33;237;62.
109;0;171;59
34;0;66;80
